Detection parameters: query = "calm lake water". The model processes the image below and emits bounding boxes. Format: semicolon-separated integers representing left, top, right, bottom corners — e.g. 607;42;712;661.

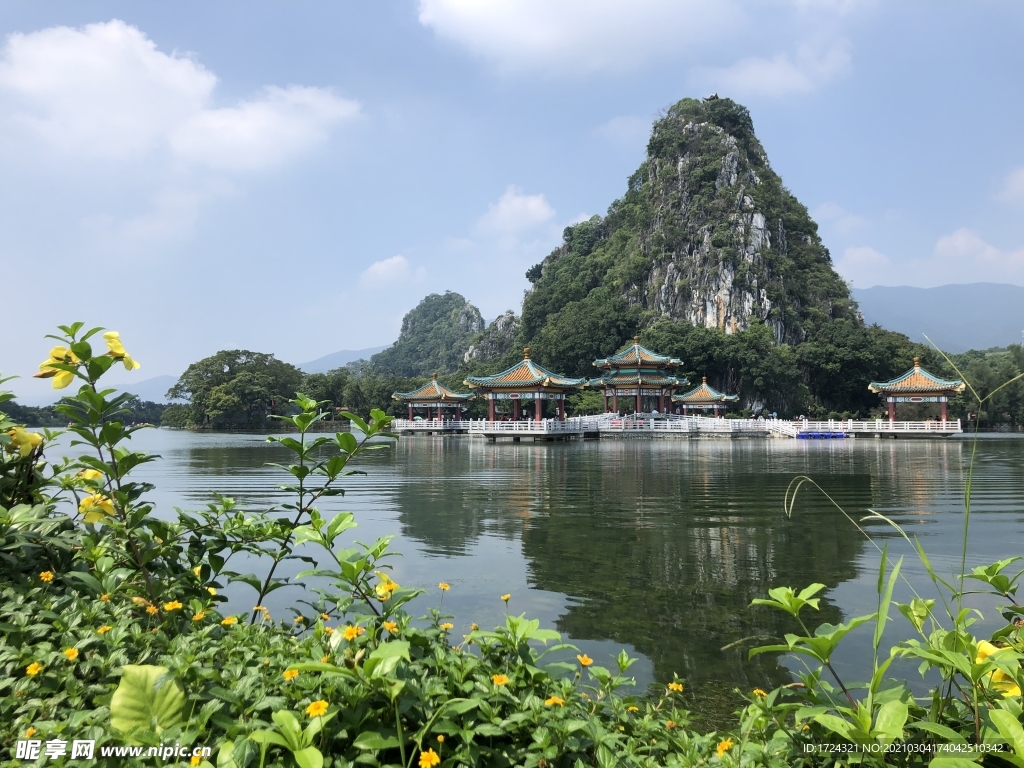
55;429;1024;710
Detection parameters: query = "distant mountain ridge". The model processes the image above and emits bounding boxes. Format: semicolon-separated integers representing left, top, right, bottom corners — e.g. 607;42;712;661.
299;346;389;374
852;283;1024;353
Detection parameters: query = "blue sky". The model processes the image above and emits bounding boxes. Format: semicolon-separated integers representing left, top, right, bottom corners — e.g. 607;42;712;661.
2;1;1023;400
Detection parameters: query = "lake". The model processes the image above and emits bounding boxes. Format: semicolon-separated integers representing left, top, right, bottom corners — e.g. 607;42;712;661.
54;428;1024;718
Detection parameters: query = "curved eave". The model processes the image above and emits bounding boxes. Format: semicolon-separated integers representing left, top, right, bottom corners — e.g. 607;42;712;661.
867;368;966;394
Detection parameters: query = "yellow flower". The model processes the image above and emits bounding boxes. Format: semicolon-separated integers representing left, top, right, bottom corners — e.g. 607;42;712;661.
668;682;684;693
35;346;79;389
25;727;36;738
221;616;238;626
97;625;112;635
100;593;110;602
190;756;202;767
437;735;445;743
324;627;334;635
39;571;54;583
63;648;79;661
26;662;43;676
666;720;677;730
253;605;266;612
6;427;43;457
146;605;159;615
103;332;141;371
163;600;183;611
438;582;450;592
976;640;1022;697
492;674;509;686
79;493;115;523
207;587;216;595
375;572;400;600
77;469;104;481
383;621;398;632
717;738;734;757
321;613;330;620
439;622;454;631
501;593;511;603
192;612;205;622
753;688;767;698
418;748;441;768
293;616;303;624
320;655;330;663
627;706;639;712
470;623;479;631
577;654;593;667
283;669;299;681
306;700;329;717
545;695;564;706
342;625;366;641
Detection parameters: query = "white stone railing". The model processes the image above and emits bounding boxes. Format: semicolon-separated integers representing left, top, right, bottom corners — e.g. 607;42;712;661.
391;419;472;430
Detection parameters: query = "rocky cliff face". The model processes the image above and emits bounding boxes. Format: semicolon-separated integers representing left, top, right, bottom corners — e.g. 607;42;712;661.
521;97;857;349
463;310;521;364
370;291;485;376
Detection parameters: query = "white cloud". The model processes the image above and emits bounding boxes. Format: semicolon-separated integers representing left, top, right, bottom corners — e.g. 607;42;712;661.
836;231;1024;289
813;201;869;235
360;255;426;288
834;245;893;287
932;228;1024;278
998;167;1024;206
0;20;359;168
690;39;851;98
477;185;555;235
417;0;745;75
0;20;361;248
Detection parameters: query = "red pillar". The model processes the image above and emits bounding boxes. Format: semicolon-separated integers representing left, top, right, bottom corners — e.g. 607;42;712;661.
408;404;413;420
513;399;520;420
658;391;665;413
489;396;495;422
635;391;641;415
714;404;719;418
613;392;618;413
558;396;565;421
535;395;543;422
940;399;947;422
603;392;608;413
888;399;896;422
683;404;688;416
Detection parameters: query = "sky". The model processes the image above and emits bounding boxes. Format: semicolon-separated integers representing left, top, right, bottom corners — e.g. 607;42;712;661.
2;1;1023;401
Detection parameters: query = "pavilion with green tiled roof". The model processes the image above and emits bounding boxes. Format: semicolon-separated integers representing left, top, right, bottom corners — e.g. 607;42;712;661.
868;357;965;422
392;374;474;421
589;337;686;414
671;377;739;417
464;348;585;422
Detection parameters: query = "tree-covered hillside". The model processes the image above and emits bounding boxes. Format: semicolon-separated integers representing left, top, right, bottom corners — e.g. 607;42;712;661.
522;97;856;370
370;291;485;377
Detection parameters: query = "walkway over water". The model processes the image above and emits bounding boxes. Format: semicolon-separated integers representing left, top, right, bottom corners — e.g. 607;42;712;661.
390;416;962;439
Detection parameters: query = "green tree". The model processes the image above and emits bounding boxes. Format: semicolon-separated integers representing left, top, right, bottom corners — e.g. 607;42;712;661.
167;350;302;428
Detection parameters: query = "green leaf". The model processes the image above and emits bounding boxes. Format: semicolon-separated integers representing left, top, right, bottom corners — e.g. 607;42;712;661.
248;730;289;749
353;731;401;750
991;710;1024;756
109;665;185;737
271;710;304;752
292;747;324;768
872;700;908;742
814;713;856;742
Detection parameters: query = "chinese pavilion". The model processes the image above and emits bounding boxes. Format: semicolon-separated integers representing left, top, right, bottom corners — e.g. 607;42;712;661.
464;348;586;422
868;357;965;422
589;337;686;414
392;374;474;420
671;376;739;416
